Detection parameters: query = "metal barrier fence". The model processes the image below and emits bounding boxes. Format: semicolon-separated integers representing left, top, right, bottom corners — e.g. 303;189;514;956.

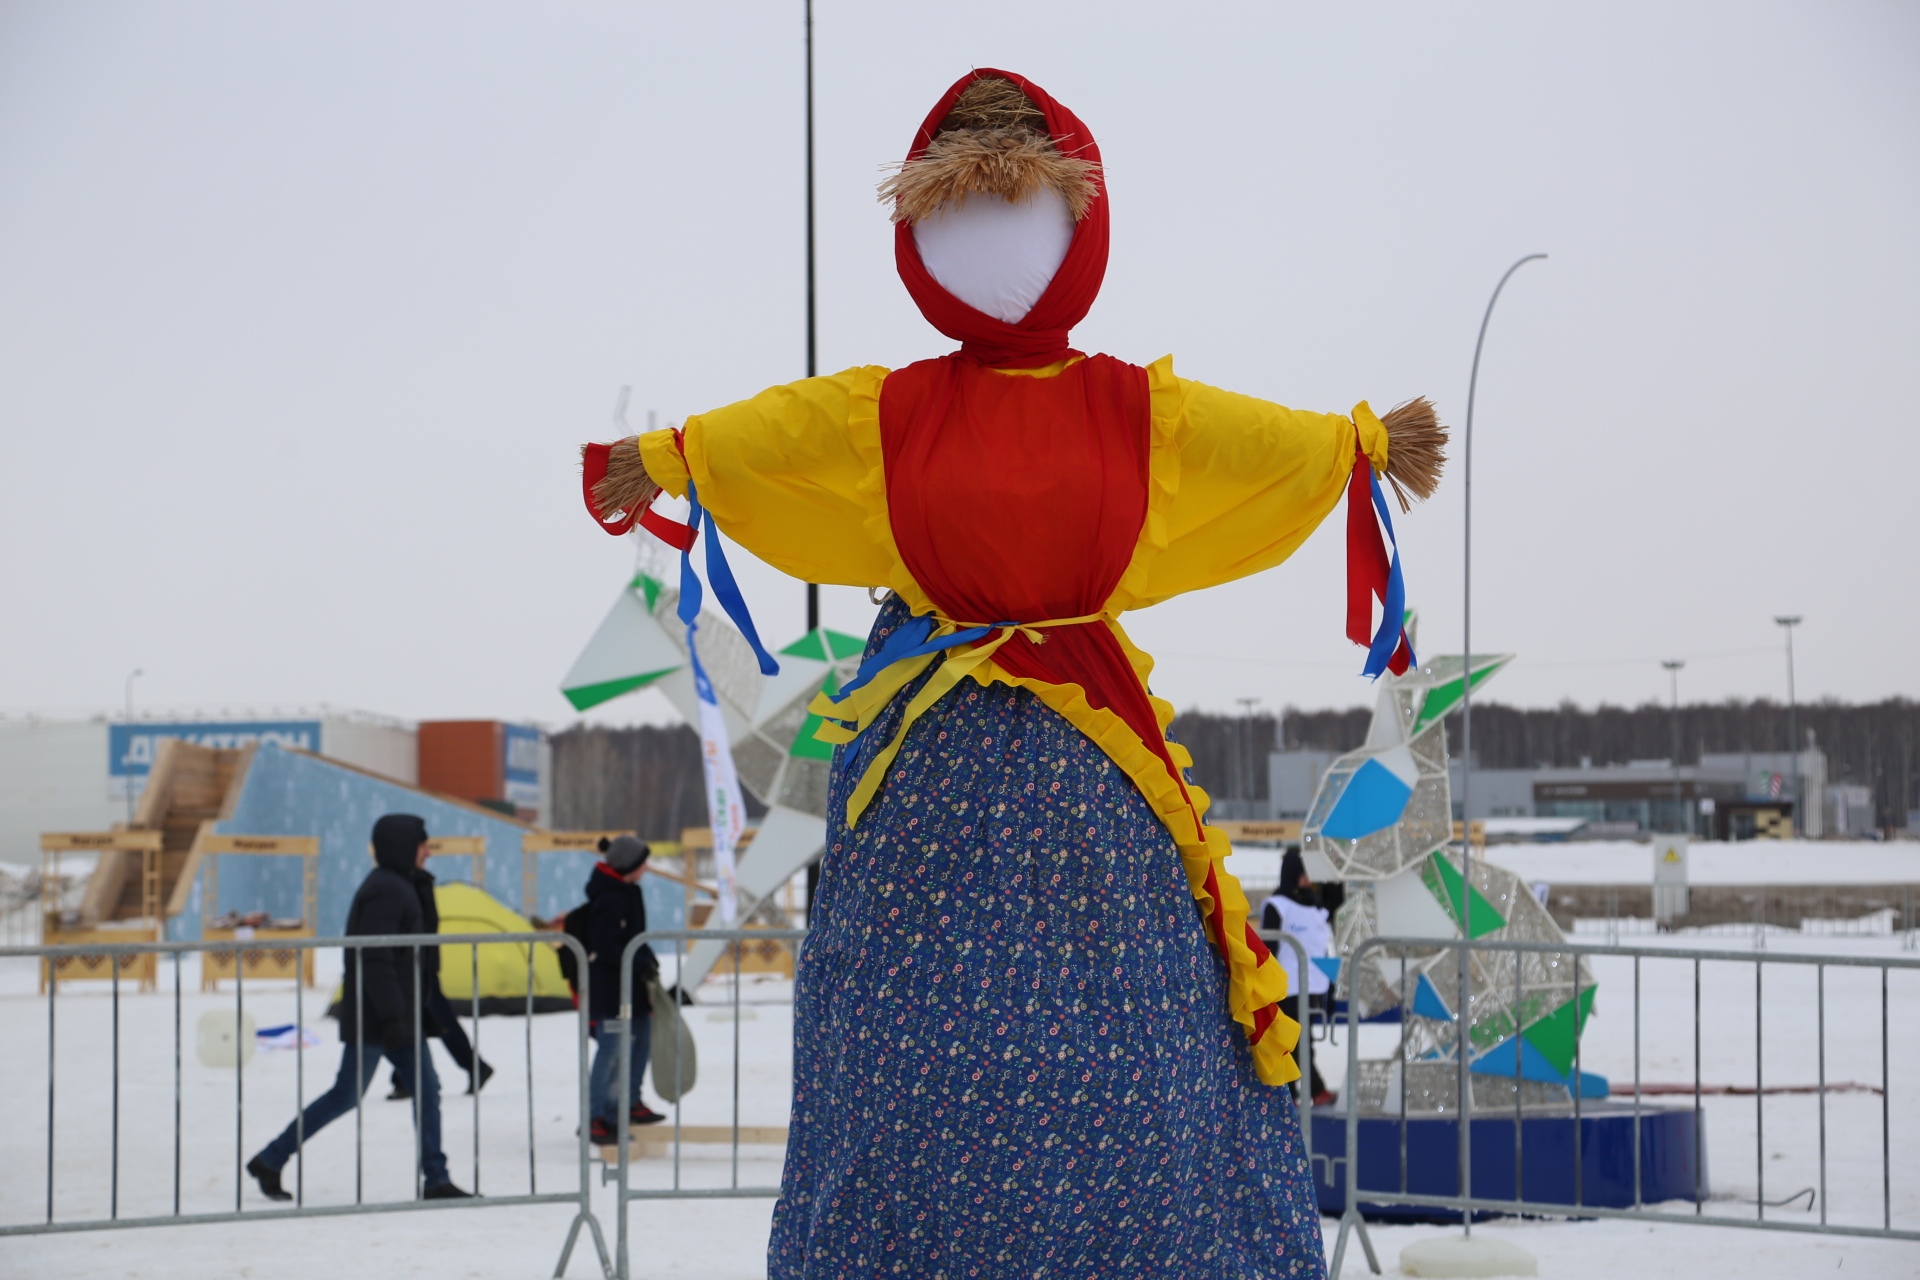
601;927;1317;1280
609;927;804;1280
17;925;1908;1277
1257;929;1319;1171
0;931;612;1279
1326;935;1919;1276
1549;883;1920;945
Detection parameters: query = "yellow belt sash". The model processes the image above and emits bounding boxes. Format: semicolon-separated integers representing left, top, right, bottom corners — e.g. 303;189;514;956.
807;612;1105;827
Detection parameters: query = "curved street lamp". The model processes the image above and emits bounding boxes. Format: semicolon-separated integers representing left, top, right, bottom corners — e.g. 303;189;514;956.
1457;252;1546;1240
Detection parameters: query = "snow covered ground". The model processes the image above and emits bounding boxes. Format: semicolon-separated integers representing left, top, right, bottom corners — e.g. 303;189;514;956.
2;940;1916;1278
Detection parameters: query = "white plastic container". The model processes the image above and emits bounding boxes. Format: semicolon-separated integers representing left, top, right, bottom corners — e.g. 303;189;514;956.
196;1008;257;1068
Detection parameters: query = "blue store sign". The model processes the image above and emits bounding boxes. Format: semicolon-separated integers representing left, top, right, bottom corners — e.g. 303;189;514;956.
110;720;322;796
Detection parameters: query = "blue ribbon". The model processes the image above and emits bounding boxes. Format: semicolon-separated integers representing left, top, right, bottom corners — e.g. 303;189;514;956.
831;613;994;700
676;481;780;679
1361;467;1416;679
813;611;1011;747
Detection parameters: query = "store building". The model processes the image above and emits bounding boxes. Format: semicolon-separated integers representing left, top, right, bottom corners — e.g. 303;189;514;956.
0;711;549;868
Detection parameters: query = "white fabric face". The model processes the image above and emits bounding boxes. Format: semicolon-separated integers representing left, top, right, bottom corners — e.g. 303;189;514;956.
912;186;1075;324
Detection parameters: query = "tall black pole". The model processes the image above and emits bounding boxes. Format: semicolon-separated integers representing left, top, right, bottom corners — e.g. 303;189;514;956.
803;0;820;633
1664;659;1685;833
1776;616;1801;829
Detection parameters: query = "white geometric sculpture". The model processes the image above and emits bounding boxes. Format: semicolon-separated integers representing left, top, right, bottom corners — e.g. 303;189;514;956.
1307;635;1601;1108
561;544;864;988
1300;641;1513;884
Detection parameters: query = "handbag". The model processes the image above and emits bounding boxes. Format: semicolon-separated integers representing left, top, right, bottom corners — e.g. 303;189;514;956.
647;978;698;1103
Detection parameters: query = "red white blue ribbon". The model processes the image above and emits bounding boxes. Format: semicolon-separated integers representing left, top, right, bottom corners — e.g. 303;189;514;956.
1345;448;1414;678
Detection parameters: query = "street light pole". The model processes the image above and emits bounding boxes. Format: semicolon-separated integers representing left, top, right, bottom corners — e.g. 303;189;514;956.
1235;696;1261;813
1458;252;1545;1240
123;668;144;824
1775;616;1802;831
802;0;820;634
1663;659;1685;834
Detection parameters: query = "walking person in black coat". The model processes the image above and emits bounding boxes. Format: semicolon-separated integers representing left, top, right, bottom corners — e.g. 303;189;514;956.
246;814;471;1201
584;835;665;1145
386;857;494;1101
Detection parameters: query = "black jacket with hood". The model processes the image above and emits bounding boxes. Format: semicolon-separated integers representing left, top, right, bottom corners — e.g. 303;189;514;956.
583;863;655;1022
337;814;435;1046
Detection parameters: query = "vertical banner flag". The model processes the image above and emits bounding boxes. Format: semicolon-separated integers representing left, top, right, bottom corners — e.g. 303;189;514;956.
673;479;775;927
693;657;746;925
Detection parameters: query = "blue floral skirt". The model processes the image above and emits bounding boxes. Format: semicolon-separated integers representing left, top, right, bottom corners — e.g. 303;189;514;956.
769;598;1324;1279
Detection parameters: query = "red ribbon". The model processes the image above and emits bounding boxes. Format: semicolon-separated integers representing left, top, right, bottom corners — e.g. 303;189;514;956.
1345;447;1411;675
580;441;696;551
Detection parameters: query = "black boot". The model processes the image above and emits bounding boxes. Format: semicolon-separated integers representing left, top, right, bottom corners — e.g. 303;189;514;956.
423;1181;473;1200
465;1059;495;1095
246;1156;291;1202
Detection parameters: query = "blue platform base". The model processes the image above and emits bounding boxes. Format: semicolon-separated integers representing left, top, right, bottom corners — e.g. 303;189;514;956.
1310;1103;1706;1221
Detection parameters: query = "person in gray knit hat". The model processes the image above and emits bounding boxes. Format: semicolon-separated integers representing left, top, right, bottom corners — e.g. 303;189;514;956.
583;834;664;1140
602;834;649;875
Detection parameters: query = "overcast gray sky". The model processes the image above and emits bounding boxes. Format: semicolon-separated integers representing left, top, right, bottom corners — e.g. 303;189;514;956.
2;2;1915;729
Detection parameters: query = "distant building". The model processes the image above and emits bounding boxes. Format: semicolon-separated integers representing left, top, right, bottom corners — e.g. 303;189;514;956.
1446;763;1536;821
1271;748;1538;824
1266;743;1856;840
1267;749;1337;820
418;720;551;822
0;711;549;867
1532;751;1827;840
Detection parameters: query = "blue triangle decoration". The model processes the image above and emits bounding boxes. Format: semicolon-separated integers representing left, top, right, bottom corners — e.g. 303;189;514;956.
1411;973;1454;1022
1322;755;1417;839
1469;1035;1609;1097
1312;957;1343;983
1471;1033;1560;1082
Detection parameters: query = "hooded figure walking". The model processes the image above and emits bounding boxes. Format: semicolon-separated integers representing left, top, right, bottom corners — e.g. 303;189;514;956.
247;814;471;1202
583;70;1444;1278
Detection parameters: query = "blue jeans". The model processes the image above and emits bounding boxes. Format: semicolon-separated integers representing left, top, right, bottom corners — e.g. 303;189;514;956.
256;1039;449;1188
588;1015;652;1125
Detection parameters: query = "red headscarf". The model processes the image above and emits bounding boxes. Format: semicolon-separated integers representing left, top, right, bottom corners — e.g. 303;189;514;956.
893;69;1108;369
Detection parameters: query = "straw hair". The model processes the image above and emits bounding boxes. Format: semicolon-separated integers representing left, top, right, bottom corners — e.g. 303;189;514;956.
938;75;1048;135
585;437;660;524
880;76;1100;226
1379;398;1447;512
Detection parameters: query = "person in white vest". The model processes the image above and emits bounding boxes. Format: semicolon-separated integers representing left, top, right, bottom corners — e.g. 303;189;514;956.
1262;848;1335;1105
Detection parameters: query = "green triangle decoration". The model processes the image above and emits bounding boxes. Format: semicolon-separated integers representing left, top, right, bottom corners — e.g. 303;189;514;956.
1520;984;1598;1076
562;666;679;711
1422;851;1507;939
629;572;663;612
789;668;840;761
780;627;867;661
1411;659;1506;736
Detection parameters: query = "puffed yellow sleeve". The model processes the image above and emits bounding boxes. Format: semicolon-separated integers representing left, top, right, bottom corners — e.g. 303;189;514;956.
1137;357;1384;606
636;365;895;588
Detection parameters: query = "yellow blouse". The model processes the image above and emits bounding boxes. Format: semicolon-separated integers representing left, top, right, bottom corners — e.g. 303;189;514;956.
636;356;1386;1086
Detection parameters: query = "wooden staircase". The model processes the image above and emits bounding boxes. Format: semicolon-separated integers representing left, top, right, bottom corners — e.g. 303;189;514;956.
78;740;252;925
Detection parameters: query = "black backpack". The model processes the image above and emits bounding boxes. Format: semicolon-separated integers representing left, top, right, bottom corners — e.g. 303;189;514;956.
554;900;659;1001
555;903;590;998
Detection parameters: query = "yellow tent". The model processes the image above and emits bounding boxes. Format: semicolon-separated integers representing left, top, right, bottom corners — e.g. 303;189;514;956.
433;881;575;1014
